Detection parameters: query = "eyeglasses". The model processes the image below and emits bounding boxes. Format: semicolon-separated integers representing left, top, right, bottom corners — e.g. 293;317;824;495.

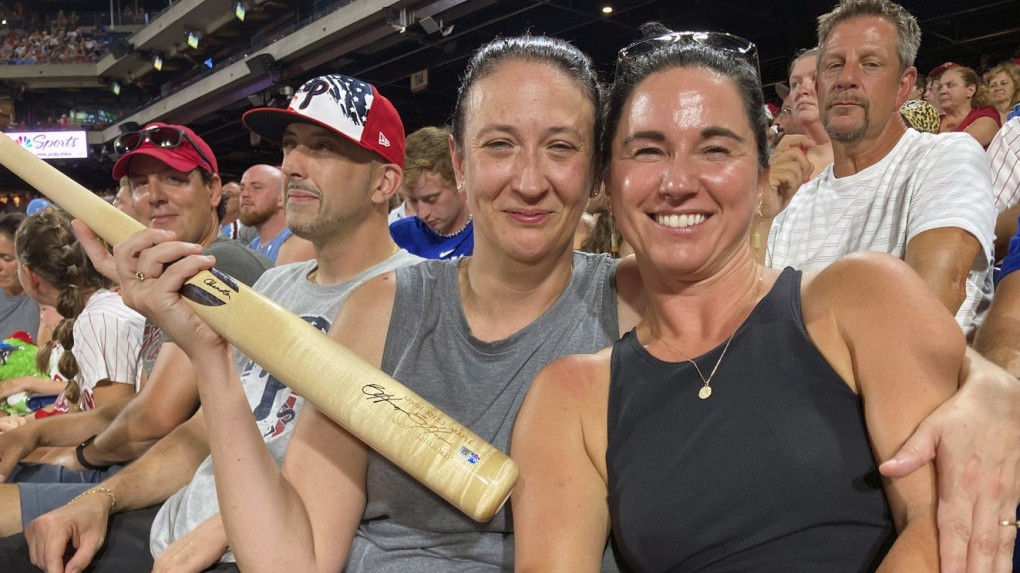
615;31;760;83
779;107;792;117
113;126;215;173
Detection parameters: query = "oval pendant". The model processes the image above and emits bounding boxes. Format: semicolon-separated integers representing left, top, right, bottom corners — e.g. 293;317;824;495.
698;386;712;399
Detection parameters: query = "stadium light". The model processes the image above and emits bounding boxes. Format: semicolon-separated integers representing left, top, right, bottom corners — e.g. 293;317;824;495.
234;2;246;21
153;55;163;71
187;31;200;49
111;81;121;95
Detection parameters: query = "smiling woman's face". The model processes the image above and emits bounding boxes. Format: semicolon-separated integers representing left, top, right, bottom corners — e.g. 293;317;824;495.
608;66;763;280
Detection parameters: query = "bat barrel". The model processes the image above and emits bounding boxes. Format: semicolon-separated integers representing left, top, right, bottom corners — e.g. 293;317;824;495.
0;133;518;521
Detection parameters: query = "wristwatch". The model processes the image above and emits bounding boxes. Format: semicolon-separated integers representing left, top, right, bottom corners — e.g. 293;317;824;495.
75;435;113;472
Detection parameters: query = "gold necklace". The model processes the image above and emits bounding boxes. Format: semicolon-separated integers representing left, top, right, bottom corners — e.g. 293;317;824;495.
655;267;763;400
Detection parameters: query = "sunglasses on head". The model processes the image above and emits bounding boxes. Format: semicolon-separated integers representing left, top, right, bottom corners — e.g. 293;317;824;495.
615;31;760;83
113;126;215;173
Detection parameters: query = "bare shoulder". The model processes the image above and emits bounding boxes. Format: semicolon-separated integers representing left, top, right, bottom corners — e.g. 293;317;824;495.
528;348;613;415
803;251;963;348
802;251;924;304
329;271;399;368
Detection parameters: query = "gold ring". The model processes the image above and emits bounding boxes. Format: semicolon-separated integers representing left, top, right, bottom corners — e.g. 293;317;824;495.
135;272;146;282
1000;520;1020;527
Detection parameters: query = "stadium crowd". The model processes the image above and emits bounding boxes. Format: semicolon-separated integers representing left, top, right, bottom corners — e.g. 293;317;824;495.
2;0;1020;571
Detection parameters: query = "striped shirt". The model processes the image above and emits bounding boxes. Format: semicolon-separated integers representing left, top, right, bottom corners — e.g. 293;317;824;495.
988;118;1020;212
50;289;145;412
767;129;996;337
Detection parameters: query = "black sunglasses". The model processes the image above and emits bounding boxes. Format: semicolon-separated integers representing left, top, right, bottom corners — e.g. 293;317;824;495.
615;31;760;83
113;126;215;173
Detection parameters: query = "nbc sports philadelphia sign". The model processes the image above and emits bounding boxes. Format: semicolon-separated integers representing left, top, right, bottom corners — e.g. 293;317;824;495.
3;131;88;159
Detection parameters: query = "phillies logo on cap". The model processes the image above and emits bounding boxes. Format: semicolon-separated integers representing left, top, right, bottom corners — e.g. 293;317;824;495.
291;75;373;144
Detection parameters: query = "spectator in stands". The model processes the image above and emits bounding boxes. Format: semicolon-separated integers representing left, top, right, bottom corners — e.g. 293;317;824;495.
780;47;833;180
923;74;942;114
0;121;271;539
988;116;1020;262
241;164;314;264
218;181;244;240
512;24;958;571
936;63;1001;148
988;64;1020;125
5;210;144;414
907;70;925;100
389;126;474;260
0;213;39;337
976;156;1020;374
0;71;419;572
761;2;996;341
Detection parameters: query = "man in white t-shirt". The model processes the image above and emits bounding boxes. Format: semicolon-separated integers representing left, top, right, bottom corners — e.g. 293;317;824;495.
760;0;996;338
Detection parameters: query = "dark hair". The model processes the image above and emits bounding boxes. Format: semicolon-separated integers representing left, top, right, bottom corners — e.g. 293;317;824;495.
196;168;225;222
451;34;604;162
0;212;26;240
15;209;111;409
603;23;769;174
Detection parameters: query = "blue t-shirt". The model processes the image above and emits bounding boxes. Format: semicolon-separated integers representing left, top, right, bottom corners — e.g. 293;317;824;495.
1000;216;1020;283
249;228;292;263
1007;102;1020;122
389;216;473;260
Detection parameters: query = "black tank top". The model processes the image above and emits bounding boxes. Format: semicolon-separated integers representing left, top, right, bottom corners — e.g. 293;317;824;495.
607;268;895;572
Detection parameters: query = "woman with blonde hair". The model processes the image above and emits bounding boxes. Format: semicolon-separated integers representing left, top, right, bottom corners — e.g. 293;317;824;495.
987;64;1020;124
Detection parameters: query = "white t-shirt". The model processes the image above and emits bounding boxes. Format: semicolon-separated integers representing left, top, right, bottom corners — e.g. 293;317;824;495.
767;129;996;337
988;117;1020;212
50;288;145;412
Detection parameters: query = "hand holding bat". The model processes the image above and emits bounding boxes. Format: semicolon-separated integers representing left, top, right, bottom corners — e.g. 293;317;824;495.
0;132;517;522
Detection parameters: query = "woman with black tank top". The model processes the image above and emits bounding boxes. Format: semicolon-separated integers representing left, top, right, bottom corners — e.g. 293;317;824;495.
512;26;962;572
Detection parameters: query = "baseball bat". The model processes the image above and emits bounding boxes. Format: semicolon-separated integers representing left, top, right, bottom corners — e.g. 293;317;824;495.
0;133;517;522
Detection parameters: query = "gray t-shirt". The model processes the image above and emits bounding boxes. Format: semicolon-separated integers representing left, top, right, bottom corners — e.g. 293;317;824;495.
140;236;273;375
347;252;621;571
149;250;422;561
0;290;39;339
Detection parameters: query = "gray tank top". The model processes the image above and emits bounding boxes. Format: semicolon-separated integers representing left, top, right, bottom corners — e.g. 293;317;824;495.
347;252;620;572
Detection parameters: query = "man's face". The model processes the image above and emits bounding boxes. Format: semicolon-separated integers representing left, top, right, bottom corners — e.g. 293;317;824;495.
239;166;283;227
401;172;468;235
220;182;241;222
127;155;221;246
279;123;381;241
817;16;914;144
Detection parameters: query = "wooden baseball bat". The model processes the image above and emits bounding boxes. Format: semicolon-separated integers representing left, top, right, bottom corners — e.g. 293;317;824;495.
0;133;518;522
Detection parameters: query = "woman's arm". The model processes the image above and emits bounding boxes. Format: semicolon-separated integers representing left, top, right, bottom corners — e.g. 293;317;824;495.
804;252;963;571
512;352;613;573
963;117;1000;148
0;376;64;399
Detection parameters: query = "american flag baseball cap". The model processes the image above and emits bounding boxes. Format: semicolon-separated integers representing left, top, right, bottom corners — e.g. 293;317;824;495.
242;74;405;168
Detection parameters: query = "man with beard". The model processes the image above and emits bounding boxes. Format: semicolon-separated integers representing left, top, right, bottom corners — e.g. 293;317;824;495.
758;0;996;340
241;164;314;263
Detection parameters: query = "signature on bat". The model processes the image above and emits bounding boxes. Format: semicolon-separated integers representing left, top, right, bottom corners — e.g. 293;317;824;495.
361;384;455;445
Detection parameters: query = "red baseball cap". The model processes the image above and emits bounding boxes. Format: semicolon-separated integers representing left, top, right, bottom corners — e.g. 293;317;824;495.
242;74;405;168
928;62;960;78
111;122;218;180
